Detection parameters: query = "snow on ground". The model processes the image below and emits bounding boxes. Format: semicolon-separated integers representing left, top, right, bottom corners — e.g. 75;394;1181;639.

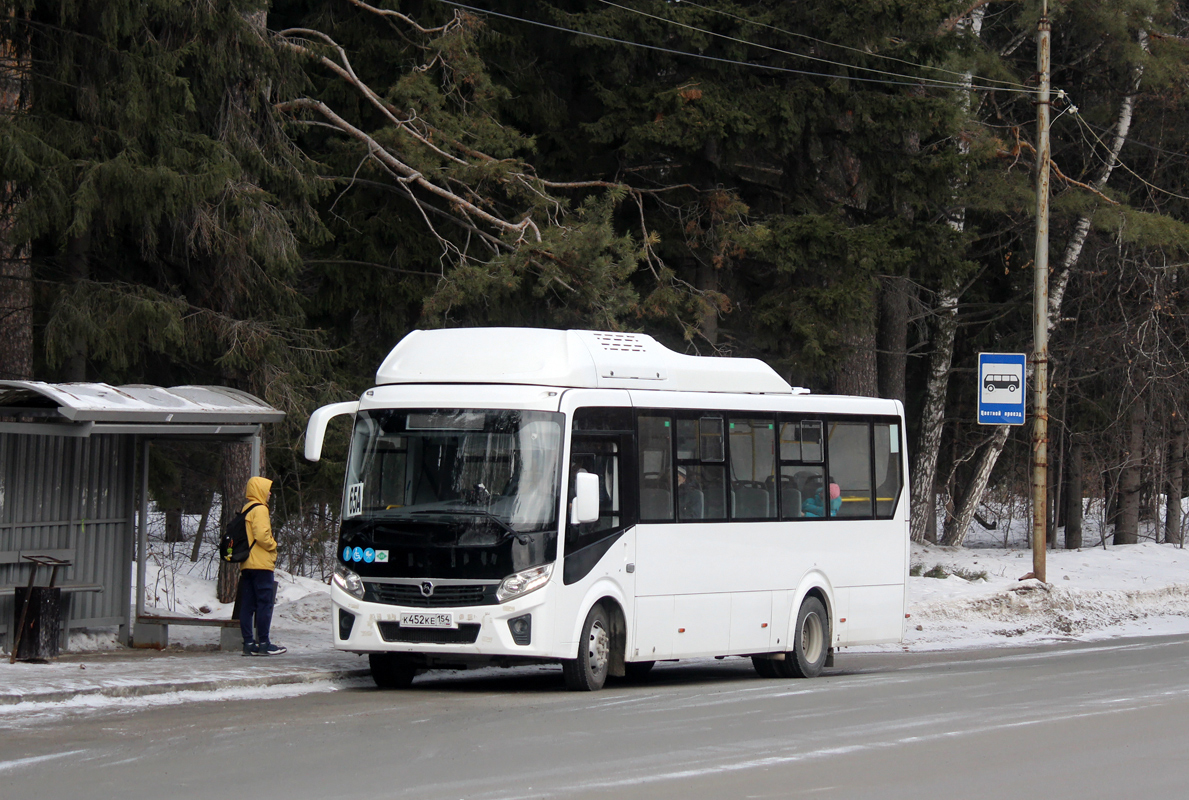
879;539;1189;653
868;501;1189;653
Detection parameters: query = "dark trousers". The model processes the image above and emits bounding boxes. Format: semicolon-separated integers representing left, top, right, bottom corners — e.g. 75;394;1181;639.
239;569;276;645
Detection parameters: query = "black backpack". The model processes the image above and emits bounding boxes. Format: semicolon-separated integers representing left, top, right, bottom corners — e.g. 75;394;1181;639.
220;503;263;563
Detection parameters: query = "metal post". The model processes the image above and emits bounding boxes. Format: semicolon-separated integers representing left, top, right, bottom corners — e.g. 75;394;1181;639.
1032;2;1051;583
136;439;150;621
250;429;261;478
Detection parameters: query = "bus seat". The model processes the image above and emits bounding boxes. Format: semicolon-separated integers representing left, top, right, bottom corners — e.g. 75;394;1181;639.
732;483;770;518
782;486;803;518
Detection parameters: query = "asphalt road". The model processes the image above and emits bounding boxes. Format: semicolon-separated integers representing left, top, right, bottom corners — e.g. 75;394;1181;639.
5;636;1189;799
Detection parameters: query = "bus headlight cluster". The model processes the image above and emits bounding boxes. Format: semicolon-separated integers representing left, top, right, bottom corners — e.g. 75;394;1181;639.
333;562;366;600
496;564;553;602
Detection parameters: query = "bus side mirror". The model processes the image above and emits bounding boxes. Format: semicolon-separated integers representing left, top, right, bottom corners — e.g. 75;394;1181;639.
571;472;600;525
304;401;360;462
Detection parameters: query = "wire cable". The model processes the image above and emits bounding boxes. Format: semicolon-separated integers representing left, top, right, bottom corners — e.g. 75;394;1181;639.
1072;111;1189;202
1079;118;1189;165
432;0;1038;95
595;0;978;92
677;0;1033;91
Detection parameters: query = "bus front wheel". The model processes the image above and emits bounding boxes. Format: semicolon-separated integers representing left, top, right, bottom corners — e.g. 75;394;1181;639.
775;597;830;679
370;653;416;689
563;604;611;691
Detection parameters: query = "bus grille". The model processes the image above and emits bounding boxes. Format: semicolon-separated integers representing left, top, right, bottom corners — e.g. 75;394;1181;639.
377;622;482;644
364;582;497;608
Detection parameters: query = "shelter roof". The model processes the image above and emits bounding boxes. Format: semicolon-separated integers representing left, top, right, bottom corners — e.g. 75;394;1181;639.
0;382;283;437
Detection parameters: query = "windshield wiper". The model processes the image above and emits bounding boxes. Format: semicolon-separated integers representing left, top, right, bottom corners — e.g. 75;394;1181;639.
447;510;534;545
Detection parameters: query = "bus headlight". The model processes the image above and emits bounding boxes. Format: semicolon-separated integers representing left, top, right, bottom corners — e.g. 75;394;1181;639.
496;564;553;602
333;562;366;600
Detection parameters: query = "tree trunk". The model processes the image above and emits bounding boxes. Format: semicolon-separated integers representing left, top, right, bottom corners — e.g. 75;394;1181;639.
941;425;1010;546
924;484;938;543
695;253;720;348
214;6;269;606
1114;401;1145;545
908;6;984;542
911;284;960;542
189;491;215;562
1048;425;1062;548
1065;440;1083;549
216;442;252;604
876;275;909;404
1166;418;1185;546
0;211;31;380
0;18;31;381
62;231;90;380
831;306;879;397
164;508;185;543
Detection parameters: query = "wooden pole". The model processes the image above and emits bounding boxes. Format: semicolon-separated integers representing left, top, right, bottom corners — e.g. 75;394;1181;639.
1032;0;1051;582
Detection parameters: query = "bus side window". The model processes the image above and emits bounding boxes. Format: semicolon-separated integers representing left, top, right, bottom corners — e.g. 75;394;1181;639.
637;413;674;521
677;416;727;521
874;422;902;518
829;421;873;518
567;437;622;554
778;420;825;520
729;418;776;520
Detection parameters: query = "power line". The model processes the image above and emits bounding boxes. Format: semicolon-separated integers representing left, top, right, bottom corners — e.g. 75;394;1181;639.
1072;112;1189;202
595;0;991;93
677;0;1032;91
1079;118;1189;165
433;0;1037;95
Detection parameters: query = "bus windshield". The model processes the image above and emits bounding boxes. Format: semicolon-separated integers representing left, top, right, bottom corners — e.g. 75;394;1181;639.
344;409;563;543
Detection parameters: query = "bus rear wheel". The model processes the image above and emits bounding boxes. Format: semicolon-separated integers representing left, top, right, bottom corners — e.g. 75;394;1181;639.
563;604;611;691
369;653;416;689
774;597;830;679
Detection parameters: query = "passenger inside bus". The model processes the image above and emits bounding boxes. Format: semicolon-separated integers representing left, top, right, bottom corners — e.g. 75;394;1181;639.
802;476;841;517
677;466;705;520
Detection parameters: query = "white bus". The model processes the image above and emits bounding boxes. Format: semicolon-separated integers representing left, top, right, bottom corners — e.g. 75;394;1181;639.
304;328;909;691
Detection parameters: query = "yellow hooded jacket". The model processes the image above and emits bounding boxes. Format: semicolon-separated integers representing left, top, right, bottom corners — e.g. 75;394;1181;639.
241;477;277;572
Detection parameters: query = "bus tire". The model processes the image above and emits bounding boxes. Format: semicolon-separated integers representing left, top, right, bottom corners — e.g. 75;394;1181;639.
622;660;655;681
563;604;611;691
775;596;830;679
369;653;416;689
752;656;778;678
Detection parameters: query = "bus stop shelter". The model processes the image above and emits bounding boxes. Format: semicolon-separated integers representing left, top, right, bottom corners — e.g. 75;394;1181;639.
0;382;283;654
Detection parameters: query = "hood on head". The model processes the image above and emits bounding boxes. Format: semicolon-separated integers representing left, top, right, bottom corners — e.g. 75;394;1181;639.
245;476;273;505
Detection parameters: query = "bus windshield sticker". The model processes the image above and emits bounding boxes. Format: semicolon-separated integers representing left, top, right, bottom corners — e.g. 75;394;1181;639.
890;425;900;453
346;482;364;518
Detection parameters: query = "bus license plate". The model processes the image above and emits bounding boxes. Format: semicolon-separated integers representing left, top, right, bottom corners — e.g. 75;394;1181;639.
400;612;455;629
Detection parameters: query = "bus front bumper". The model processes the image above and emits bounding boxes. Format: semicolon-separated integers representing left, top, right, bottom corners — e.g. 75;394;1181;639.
330;582;560;663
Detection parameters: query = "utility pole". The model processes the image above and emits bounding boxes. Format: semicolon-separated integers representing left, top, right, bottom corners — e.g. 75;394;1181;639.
1032;0;1051;583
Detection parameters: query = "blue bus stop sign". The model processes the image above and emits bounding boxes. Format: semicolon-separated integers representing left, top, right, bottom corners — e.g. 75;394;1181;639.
978;353;1027;425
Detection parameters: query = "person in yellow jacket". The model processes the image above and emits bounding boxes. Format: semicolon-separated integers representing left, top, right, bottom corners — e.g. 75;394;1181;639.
239;476;286;656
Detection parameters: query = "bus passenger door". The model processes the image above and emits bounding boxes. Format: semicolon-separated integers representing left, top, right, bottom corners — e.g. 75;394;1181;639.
561;400;637;657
